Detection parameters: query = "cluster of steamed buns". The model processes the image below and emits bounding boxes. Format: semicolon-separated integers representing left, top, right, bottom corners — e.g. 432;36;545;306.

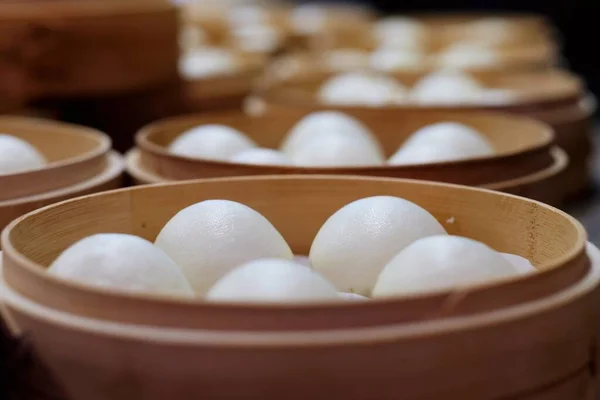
351;17;524;71
179;47;245;80
179;3;354;79
0;134;47;175
373;16;531;49
318;70;514;107
167;111;495;167
323;42;502;73
48;196;535;303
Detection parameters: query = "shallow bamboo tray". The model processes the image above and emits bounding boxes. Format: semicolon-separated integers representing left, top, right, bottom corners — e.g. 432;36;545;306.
0;0;179;99
0;151;124;235
0;176;589;332
0;117;111;201
259;69;594;196
1;237;598;400
133;110;554;187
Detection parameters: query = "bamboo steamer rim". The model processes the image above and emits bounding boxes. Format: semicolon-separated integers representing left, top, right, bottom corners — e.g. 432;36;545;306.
398;11;547;22
0;151;122;208
529;94;597;126
1;241;597;348
124;146;569;207
0;117;112;200
261;68;584;108
314;36;556;57
125;149;166;184
135;110;554;176
0;175;587;314
0;0;174;19
372;12;553;39
483;146;567;190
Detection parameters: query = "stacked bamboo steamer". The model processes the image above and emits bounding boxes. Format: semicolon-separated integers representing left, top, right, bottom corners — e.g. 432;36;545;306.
1;5;599;400
0;176;599;399
125;109;566;206
0;116;123;399
252;11;594;200
256;68;592;203
176;0;287;113
0;117;124;242
0;0;181;152
306;12;559;72
175;1;377;113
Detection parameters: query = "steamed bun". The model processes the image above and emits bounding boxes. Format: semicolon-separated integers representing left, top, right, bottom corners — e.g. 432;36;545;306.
318;72;408;106
388;122;494;165
154;200;293;294
373;235;520;297
48;234;193;298
207;258;339;303
0;134;46;175
169;125;256;161
310;196;447;295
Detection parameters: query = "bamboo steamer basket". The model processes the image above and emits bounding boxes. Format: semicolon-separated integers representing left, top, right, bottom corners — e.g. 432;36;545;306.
132;110;555;184
0;0;179;99
312;12;557;70
0;150;124;235
269;39;557;78
286;5;378;54
126;145;567;206
0;195;597;400
372;12;554;45
0;176;589;331
180;3;293;54
182;53;267;112
1;264;598;400
483;146;568;206
258;69;594;197
0;117;111;201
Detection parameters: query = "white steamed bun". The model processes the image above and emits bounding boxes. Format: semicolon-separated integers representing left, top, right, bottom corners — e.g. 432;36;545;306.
388;122;494;165
318;72;408;106
206;258;339;303
169;124;256;161
373;235;521;297
154;200;293;295
310;196;447;295
48;233;193;298
0;134;46;175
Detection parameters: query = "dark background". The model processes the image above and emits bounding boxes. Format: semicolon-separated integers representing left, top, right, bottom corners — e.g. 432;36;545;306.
299;0;598;95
